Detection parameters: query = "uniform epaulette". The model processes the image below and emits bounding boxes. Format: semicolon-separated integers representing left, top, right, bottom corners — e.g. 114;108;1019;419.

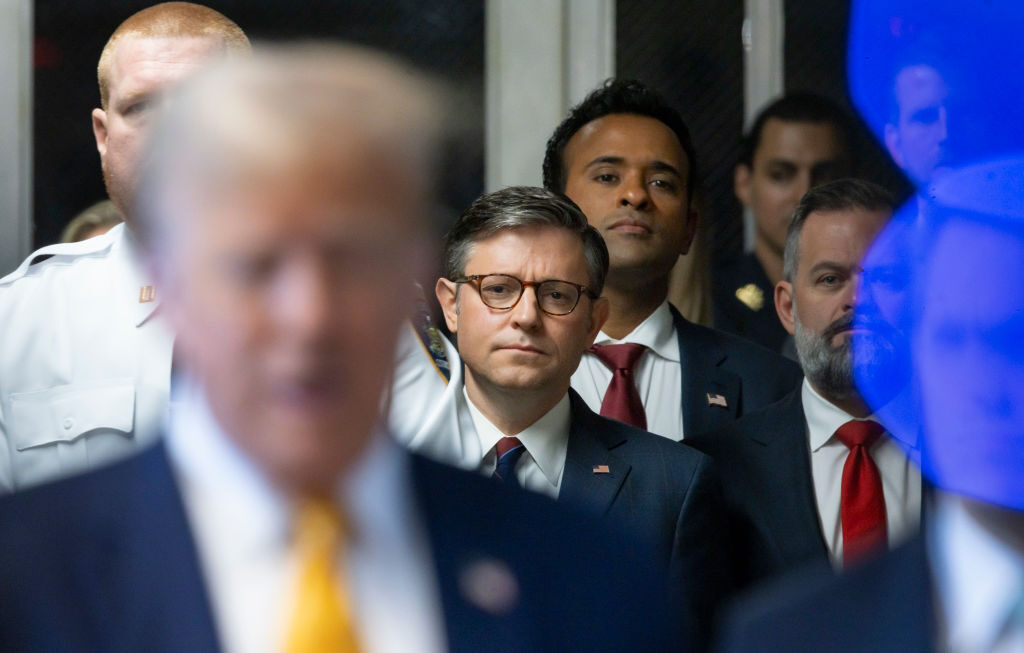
0;225;121;287
410;281;451;384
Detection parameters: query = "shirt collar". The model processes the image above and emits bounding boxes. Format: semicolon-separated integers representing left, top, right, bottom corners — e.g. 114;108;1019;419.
802;379;883;452
592;300;679;362
463;387;571;488
931;493;1024;653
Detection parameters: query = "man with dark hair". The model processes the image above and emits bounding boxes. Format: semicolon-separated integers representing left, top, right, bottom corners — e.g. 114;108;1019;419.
716;92;855;353
543;79;800;443
399;184;729;650
689;178;920;590
0;2;251;493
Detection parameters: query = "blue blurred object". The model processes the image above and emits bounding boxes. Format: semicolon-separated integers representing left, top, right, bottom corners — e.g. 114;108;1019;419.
854;157;1024;510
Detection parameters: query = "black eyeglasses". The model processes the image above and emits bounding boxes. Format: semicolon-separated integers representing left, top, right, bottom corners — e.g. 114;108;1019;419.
455;273;596;316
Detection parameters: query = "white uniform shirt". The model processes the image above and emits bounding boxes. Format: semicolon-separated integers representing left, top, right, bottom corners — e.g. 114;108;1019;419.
0;224;174;492
931;494;1024;653
167;379;447;653
803;379;921;565
387;322;456;446
571;300;684;440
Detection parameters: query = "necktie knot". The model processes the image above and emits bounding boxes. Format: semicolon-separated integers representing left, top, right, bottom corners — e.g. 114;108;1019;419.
589;343;648;430
494;436;526;486
589;343;647;372
835;420;885;449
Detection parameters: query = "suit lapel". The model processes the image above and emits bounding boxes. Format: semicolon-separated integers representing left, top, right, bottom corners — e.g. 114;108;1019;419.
106;444;222;652
558;391;631;517
750;390;830;564
671;306;741;435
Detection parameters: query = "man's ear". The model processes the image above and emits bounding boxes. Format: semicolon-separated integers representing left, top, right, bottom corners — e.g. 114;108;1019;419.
586;296;610;347
734;163;752;207
775;280;796;336
92;108;109;158
883;123;904;168
435;278;459;334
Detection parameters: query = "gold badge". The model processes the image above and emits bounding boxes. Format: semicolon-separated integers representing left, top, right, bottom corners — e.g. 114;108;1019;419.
735;283;764;311
139;285;156;303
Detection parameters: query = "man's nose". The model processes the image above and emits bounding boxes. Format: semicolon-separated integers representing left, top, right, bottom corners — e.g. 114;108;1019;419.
618;171;650;209
274;261;332;340
510;285;542;330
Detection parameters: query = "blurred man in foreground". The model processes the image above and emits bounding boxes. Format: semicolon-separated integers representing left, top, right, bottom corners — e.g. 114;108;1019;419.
0;2;250;493
0;45;673;653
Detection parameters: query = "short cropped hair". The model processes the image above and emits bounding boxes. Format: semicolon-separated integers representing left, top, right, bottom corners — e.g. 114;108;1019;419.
783;178;894;282
61;199;124;243
97;2;250;109
542;79;698;205
444;186;610;295
739;92;855;169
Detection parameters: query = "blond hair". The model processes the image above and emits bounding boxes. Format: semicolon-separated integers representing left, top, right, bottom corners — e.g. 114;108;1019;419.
97;2;249;109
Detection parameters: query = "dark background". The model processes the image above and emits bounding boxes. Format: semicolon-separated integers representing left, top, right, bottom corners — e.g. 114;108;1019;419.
33;0;485;248
616;0;910;266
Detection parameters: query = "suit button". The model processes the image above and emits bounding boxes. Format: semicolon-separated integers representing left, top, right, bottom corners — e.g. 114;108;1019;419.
62;417;74;430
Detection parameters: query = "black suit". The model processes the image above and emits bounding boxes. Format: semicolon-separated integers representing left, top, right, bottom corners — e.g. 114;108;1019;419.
0;443;674;653
669;305;802;436
561;391;731;651
687;389;830;589
717;536;935;653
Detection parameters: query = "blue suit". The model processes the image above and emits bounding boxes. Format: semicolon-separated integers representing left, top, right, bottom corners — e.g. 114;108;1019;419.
0;443;675;653
717;536;935;653
669;306;802;436
687;389;830;589
561;391;731;651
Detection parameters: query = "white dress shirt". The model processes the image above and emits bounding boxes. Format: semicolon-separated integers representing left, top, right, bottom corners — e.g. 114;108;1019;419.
463;389;570;499
802;379;921;566
571;301;684;440
0;224;174;493
166;379;447;653
931;494;1024;653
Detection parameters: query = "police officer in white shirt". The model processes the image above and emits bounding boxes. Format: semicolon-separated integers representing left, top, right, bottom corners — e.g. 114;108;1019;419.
0;3;250;493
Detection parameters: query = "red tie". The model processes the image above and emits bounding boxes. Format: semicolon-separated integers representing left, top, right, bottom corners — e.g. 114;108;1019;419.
834;420;887;565
589;344;647;430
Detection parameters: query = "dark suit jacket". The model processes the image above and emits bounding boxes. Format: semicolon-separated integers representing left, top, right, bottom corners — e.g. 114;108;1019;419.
0;442;674;653
717;536;935;653
670;305;802;437
560;391;731;650
687;388;830;590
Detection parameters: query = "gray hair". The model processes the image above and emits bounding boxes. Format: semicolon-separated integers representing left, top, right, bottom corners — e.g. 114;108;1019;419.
444;186;610;295
133;42;442;261
783;178;895;282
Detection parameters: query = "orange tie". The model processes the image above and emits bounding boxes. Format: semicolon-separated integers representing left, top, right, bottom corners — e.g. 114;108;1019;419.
283;499;361;653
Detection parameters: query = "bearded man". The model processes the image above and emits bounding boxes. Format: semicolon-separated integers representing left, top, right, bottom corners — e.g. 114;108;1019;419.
688;178;921;591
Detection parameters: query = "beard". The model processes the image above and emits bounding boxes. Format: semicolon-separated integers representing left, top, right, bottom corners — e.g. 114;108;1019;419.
794;310;903;405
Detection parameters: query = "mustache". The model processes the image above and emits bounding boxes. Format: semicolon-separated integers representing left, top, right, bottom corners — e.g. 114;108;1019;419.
823;314;855;341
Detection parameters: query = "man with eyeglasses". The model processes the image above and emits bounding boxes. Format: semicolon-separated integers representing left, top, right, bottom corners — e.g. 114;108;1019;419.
399;185;730;651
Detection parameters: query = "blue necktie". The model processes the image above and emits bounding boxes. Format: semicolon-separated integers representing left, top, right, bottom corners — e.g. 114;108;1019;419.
493;436;525;487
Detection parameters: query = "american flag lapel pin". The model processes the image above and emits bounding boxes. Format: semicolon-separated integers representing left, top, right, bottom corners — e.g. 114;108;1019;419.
706;393;728;408
139;285;156;303
593;464;610;474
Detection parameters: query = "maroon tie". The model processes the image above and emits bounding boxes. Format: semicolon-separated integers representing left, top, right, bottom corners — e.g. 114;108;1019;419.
589;343;647;429
835;420;887;565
